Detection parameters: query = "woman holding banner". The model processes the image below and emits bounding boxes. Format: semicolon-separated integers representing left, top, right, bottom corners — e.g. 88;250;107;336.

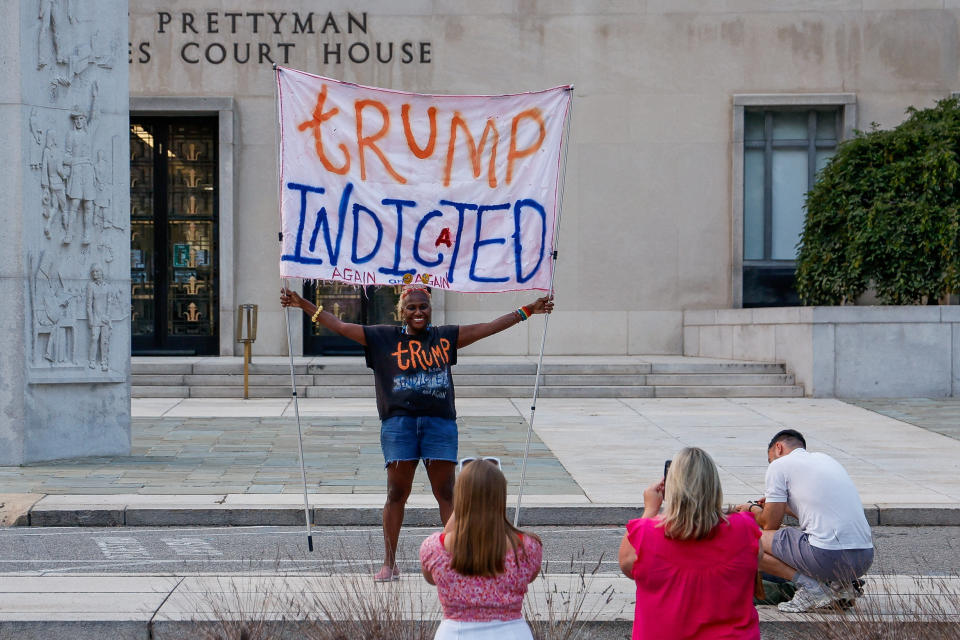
280;284;553;581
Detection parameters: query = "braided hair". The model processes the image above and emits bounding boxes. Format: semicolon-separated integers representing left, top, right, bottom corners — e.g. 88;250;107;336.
396;285;432;318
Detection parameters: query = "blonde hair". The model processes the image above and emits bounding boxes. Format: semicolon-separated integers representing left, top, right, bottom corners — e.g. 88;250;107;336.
450;460;540;577
658;447;727;540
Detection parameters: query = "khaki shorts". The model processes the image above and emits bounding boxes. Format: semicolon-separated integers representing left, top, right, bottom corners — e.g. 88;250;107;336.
772;527;873;583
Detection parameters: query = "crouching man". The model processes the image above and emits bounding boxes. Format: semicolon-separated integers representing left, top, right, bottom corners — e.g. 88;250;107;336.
736;429;874;612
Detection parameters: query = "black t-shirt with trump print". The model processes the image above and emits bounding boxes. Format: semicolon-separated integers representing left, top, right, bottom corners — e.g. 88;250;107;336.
363;325;460;420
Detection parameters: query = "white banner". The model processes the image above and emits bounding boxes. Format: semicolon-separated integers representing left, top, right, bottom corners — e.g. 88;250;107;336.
276;66;570;292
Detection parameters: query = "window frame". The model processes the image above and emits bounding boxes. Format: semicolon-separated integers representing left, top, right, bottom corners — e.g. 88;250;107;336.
131;97;237;355
731;94;856;308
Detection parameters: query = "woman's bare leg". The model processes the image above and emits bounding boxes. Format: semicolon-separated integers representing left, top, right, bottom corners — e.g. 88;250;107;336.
378;460;418;580
425;460;456;524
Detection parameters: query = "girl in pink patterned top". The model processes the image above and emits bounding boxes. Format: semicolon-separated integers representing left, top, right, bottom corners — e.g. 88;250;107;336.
420;459;542;639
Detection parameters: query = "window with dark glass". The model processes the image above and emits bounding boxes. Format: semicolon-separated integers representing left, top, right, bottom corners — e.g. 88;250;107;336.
743;108;840;307
130;117;218;354
302;283;402;355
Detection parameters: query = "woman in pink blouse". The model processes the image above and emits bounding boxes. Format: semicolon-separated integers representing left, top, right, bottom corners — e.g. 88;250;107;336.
420;458;542;639
618;447;762;640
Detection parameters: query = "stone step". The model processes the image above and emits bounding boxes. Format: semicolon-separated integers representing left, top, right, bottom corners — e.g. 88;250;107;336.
133;372;795;388
191;361;310;375
132;385;190;398
309;373;653;386
131;357;803;399
645;373;794;386
167;384;807;400
132;360;788;376
187;386;308;398
653;385;805;398
182;374;299;386
648;362;785;374
303;385;660;398
308;362;789;375
132;374;186;386
130;361;195;375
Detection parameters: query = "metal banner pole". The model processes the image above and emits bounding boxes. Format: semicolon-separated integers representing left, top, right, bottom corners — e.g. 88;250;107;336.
282;277;314;552
274;63;313;551
514;88;574;527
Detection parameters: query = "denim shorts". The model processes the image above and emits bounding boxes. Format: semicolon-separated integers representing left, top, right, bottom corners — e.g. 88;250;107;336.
772;527;874;583
380;415;458;467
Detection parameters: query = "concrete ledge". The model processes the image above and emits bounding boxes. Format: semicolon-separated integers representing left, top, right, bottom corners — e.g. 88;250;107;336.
0;621;149;640
22;498;958;527
2;573;956;639
0;619;887;640
684;305;960;397
29;506;124;527
125;507;307;527
876;504;960;526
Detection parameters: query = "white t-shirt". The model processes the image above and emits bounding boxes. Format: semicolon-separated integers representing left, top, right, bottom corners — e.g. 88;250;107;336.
765;448;873;550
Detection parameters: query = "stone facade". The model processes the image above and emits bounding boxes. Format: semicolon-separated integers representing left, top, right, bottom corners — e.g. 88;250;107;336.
1;0;130;464
126;1;960;356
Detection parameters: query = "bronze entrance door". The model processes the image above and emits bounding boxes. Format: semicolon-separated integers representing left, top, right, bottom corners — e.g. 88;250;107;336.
302;284;402;355
130;117;218;355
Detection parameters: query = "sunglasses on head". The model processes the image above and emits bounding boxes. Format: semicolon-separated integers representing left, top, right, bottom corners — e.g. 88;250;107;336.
457;456;501;472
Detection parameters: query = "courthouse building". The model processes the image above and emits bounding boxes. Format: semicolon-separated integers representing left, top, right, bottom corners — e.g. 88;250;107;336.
126;1;956;358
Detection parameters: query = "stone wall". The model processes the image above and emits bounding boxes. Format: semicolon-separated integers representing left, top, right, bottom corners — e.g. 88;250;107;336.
0;0;130;464
684;307;960;398
126;2;960;355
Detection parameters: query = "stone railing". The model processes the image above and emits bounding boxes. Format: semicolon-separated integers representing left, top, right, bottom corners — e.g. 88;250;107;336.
683;307;960;398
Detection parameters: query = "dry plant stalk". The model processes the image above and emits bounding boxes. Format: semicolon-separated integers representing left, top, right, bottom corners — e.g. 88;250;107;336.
524;547;618;640
800;573;960;640
182;542;621;640
279;544;440;640
187;574;282;640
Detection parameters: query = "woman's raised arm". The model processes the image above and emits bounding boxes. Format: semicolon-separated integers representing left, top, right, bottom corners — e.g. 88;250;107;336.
457;295;554;348
280;287;366;345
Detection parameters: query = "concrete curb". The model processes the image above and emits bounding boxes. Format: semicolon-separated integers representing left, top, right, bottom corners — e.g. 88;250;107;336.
0;619;859;640
23;501;960;527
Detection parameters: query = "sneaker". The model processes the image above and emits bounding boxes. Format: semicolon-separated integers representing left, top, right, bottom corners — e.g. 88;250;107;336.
778;583;834;612
828;578;866;609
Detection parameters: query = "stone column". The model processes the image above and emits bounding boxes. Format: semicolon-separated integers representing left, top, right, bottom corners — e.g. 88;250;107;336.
0;0;130;464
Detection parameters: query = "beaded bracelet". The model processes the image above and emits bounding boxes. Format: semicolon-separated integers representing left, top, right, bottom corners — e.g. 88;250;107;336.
311;305;324;323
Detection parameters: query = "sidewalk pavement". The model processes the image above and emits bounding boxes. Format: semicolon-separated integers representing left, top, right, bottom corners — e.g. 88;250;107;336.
1;572;957;639
2;397;960;526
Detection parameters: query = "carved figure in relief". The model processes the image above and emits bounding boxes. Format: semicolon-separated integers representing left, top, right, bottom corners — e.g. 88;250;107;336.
65;81;98;245
93;149;115;230
68;30;115;81
37;0;72;69
86;262;111;371
40;130;67;239
29;109;44;169
33;252;78;365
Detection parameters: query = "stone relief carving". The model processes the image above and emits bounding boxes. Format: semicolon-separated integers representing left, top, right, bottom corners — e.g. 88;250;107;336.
64;81;98;245
40;128;68;239
29;253;127;374
38;0;120;92
27;0;127;381
29;109;44;169
29;251;80;366
37;0;72;70
85;262;111;371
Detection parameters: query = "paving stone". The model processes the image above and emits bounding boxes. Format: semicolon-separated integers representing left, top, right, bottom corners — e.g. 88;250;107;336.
0;414;577;496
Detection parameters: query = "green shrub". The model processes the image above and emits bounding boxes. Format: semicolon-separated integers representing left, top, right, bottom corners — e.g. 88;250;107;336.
797;98;960;305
